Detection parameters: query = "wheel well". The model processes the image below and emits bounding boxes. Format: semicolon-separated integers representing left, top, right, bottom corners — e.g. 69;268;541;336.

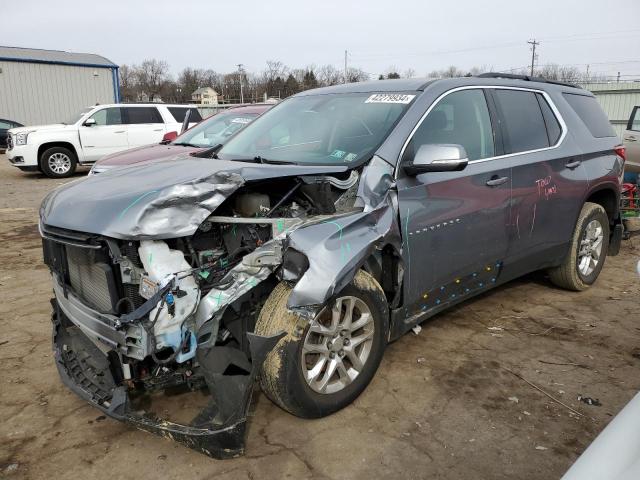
361;245;403;308
37;142;78;165
585;188;618;223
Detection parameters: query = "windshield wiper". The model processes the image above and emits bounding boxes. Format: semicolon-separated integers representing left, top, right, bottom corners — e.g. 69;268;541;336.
253;156;293;164
173;142;201;148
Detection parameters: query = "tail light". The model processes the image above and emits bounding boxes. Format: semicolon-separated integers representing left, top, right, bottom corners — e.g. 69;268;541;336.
614;145;626;162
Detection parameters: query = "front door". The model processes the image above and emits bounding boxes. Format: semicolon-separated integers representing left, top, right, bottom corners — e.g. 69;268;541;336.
79;107;128;162
396;88;511;316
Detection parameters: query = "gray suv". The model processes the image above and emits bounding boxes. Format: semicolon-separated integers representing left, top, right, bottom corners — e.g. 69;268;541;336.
40;74;624;458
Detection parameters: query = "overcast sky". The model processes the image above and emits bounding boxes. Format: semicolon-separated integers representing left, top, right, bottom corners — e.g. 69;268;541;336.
3;0;640;79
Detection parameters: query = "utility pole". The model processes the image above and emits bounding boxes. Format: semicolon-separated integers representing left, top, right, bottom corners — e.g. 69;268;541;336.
344;50;348;84
237;63;245;104
527;39;539;77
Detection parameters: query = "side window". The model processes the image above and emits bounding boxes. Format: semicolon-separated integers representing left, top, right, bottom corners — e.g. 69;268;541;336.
0;120;11;129
563;93;615;138
536;93;562;145
493;90;549;153
405;89;495;162
168;107;203;123
90;107;123;126
628;107;640;132
125;107;163;124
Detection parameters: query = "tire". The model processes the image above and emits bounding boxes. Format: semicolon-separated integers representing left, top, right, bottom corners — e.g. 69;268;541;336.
40;146;77;178
548;202;610;291
255;270;388;418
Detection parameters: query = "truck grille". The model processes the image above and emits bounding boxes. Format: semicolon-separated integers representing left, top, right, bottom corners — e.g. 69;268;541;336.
65;246;118;314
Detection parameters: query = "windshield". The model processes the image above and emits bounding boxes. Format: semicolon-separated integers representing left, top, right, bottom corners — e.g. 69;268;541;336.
63;107;93;125
218;92;414;165
174;111;259;147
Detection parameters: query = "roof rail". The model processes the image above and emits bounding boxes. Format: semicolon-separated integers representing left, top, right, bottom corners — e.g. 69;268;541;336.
476;72;582;89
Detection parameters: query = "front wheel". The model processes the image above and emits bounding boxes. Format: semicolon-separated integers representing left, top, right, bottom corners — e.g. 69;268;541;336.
40;147;77;178
255;270;388;418
548;202;610;291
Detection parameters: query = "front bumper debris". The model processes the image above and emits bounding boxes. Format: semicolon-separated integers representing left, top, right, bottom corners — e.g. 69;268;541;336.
51;299;284;459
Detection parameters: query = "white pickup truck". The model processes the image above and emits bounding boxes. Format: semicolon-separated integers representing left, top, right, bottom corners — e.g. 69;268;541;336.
6;104;202;177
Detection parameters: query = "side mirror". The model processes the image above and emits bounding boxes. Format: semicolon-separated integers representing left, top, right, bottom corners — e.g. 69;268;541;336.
83;118;96;127
404;144;469;176
161;131;178;144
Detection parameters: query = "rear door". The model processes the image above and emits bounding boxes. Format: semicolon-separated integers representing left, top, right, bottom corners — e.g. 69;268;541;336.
495;88;588;274
79;107;128;161
623;106;640;173
124;106;166;148
396;88;512;314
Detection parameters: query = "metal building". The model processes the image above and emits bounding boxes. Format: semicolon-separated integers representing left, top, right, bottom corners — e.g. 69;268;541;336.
582;82;640;138
0;46;119;126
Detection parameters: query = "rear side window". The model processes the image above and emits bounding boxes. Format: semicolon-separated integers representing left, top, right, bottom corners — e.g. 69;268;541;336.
168;107;203;123
627;107;640;132
536;93;562;145
563;93;615;138
125;107;163;124
493;89;549;153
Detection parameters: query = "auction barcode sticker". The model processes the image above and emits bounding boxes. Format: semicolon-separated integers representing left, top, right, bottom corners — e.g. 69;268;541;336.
365;93;415;104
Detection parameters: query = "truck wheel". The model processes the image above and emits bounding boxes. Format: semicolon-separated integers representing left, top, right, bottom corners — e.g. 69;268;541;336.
548;202;610;291
40;147;77;178
255;270;388;418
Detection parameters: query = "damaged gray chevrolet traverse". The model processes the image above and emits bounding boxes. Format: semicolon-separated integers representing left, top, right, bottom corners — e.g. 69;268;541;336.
40;74;624;458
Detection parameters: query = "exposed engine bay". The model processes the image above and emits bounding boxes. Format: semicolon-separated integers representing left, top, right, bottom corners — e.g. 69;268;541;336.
40;160;400;458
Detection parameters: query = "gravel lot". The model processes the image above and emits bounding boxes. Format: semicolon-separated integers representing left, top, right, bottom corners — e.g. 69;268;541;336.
1;154;639;480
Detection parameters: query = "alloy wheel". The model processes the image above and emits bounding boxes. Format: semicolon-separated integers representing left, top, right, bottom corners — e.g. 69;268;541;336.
301;296;375;394
48;153;71;175
578;219;604;276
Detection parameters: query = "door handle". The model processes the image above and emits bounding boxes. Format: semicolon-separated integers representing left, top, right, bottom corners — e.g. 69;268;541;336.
153;129;163;132
625;136;637;142
565;160;582;169
486;176;509;187
114;130;126;134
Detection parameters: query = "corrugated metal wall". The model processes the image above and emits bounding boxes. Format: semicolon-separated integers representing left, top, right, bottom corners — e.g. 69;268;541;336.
582;82;640;137
0;61;115;126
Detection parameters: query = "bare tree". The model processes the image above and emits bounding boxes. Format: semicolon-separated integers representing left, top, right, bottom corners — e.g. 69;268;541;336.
403;68;417;79
317;64;342;86
118;64;138;102
136;59;171;101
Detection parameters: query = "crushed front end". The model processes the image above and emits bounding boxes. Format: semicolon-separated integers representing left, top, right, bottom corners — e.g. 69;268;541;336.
39;162;377;458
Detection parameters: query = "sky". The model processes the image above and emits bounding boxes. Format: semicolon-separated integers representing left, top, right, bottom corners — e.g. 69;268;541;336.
3;0;640;80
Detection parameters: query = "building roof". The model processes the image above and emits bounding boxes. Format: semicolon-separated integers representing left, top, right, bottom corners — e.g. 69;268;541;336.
0;46;117;68
192;87;218;95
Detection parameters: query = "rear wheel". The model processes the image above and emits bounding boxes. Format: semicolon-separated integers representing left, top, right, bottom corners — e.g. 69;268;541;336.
40;147;77;178
255;270;388;418
548;202;609;291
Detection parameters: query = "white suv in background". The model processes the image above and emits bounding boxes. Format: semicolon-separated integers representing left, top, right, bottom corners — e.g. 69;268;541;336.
6;104;202;178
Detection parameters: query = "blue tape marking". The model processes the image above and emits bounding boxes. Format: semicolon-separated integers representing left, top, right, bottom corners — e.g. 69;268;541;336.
118;190;159;219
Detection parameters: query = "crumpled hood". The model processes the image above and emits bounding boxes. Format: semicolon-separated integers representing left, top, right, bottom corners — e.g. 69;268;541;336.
95;144;202;167
40;156;348;240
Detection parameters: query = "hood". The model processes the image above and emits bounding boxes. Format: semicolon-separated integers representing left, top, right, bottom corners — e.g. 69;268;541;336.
40;157;349;240
95;144;202;167
9;124;74;134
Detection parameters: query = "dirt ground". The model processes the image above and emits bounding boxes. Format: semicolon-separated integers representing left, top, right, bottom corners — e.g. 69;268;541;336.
1;155;639;480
